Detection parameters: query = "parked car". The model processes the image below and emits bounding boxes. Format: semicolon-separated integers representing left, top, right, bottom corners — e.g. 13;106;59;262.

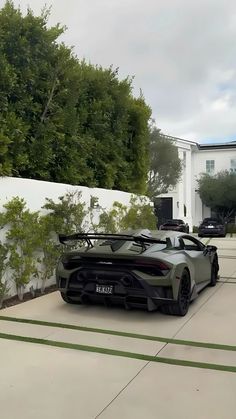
159;219;189;233
198;218;226;237
56;229;219;316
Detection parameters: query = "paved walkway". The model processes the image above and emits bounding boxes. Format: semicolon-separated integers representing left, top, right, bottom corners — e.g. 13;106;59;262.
0;237;236;418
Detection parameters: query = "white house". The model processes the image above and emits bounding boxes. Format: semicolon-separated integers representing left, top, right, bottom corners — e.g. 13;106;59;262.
157;137;236;231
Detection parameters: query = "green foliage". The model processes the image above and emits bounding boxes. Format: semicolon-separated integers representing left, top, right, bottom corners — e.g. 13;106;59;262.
97;201;128;233
121;196;156;230
42;190;87;235
0;2;151;193
147;127;182;198
197;171;236;222
2;197;40;300
97;196;156;233
36;215;61;293
0;241;9;307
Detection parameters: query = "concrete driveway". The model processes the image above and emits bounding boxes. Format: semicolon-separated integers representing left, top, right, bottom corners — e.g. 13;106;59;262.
0;237;236;419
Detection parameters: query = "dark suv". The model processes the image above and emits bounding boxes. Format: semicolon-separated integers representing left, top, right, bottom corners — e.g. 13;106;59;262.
159;219;189;233
198;218;226;237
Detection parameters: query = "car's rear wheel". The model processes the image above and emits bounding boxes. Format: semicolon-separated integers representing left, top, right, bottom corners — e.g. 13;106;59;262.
60;292;82;304
161;269;191;316
209;257;218;287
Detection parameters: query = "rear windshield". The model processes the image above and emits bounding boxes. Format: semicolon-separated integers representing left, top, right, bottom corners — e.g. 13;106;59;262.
164;220;182;226
202;219;219;225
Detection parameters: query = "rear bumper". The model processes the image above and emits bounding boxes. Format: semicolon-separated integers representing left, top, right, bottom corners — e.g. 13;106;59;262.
199;228;225;236
57;274;175;311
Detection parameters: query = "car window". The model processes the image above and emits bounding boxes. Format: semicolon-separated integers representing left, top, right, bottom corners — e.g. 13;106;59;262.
182;237;201;251
169;237;183;249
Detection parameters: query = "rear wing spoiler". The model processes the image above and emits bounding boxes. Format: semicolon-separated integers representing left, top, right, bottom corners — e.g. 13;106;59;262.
58;232;166;251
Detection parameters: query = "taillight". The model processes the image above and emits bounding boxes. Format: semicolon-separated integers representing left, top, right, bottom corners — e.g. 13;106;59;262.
134;259;170;276
157;261;170;271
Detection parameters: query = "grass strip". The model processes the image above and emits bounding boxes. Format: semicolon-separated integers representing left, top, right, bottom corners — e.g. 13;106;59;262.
0;331;236;374
1;315;236;353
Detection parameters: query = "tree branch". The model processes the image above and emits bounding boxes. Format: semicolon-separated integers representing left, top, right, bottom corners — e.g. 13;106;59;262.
40;75;58;124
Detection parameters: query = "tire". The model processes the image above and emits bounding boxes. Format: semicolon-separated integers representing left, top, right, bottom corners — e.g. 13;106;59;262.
161;269;191;316
209;257;218;287
60;292;82;305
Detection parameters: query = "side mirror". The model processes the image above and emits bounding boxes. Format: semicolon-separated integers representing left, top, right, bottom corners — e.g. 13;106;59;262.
208;245;217;251
203;245;217;255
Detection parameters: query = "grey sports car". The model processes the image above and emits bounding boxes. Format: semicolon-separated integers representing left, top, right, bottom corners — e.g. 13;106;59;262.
56;230;219;316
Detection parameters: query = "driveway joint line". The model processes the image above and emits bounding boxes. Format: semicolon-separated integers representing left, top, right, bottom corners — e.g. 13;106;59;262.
95;340;168;418
95;359;151;418
1;314;236;352
0;331;236;374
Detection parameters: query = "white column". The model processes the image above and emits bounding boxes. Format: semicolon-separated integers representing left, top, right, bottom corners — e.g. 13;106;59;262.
178;150;185;218
185;149;193;230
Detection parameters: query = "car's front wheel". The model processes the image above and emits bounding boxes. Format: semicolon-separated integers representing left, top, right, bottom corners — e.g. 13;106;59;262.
60;292;82;305
161;269;191;316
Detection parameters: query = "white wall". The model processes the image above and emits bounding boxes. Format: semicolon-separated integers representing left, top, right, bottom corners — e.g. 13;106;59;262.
0;177;134;213
193;149;236;178
192;148;236;225
0;177;143;298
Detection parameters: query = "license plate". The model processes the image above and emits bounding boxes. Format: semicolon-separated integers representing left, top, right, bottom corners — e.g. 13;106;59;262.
208;225;214;228
96;285;113;294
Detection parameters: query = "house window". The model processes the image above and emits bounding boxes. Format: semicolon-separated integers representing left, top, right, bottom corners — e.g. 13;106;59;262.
230;159;236;173
206;160;215;175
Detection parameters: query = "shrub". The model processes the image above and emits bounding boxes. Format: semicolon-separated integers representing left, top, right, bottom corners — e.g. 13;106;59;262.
97;195;156;233
2;197;40;300
36;215;61;293
42;190;87;235
0;242;9;308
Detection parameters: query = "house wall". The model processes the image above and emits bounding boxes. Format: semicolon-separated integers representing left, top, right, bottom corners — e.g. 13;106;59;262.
192;148;236;178
159;139;236;230
192;148;236;225
158;138;195;229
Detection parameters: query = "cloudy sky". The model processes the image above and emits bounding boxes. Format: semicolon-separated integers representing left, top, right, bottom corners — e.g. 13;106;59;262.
2;0;236;143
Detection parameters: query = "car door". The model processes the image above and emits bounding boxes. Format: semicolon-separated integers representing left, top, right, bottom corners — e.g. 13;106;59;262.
180;236;211;284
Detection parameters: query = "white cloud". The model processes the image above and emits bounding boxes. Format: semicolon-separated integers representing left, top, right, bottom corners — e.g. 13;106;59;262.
1;0;236;142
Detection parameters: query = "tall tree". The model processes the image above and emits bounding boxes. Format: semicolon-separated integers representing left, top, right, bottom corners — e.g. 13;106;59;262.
0;1;151;194
197;171;236;222
147;127;182;198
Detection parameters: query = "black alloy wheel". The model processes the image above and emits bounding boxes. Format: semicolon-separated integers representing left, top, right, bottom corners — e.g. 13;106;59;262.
161;269;191;316
209;258;218;287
